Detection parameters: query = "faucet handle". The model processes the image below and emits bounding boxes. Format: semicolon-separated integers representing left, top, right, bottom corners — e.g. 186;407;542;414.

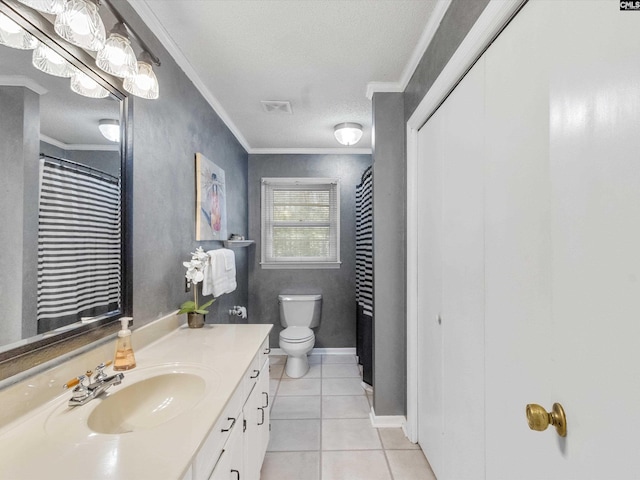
63;374;88;390
92;361;113;382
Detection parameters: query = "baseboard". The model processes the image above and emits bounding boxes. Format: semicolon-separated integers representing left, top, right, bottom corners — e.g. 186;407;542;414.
369;407;407;429
269;347;356;357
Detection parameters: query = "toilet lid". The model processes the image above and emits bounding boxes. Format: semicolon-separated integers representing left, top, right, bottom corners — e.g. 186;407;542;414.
280;326;314;343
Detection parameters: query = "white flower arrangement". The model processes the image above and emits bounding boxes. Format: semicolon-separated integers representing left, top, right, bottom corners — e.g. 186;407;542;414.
179;247;215;315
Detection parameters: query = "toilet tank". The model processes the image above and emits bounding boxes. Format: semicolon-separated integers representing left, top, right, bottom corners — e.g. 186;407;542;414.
278;294;322;328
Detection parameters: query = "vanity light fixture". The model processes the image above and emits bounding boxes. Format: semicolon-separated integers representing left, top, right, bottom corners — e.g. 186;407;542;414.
96;22;138;78
54;0;106;52
0;12;37;50
16;0;65;15
123;51;159;99
334;122;363;146
70;68;109;98
98;119;120;142
32;41;74;77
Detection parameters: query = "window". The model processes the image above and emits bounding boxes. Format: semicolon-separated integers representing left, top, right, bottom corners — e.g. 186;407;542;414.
261;177;340;269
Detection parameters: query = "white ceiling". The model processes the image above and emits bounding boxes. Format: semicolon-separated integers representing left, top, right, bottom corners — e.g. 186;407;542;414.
128;0;447;154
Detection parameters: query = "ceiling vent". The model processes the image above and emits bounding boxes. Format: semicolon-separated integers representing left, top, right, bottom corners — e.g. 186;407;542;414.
261;100;293;114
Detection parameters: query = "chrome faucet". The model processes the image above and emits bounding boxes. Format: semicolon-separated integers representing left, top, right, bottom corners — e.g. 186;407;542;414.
64;362;124;407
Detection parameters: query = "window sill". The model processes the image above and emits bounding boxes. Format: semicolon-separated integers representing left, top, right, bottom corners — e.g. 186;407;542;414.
260;262;342;270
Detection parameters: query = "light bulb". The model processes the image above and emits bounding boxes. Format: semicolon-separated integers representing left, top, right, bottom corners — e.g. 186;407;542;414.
0;12;37;50
54;0;105;51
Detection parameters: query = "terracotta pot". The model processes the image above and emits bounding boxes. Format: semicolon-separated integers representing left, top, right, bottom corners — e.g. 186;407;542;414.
187;312;205;329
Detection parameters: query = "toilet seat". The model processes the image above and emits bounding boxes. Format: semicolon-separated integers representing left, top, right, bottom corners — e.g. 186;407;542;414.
279;326;314;343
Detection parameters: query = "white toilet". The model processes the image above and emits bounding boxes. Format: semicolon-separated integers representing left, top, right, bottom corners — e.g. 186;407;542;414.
278;294;322;378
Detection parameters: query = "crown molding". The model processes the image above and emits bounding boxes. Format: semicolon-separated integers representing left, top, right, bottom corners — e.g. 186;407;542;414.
248;147;372;156
128;0;252;153
366;0;452;100
40;134;120;152
0;75;47;95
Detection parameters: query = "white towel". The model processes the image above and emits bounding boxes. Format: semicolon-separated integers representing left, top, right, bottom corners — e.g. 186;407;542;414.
202;248;236;297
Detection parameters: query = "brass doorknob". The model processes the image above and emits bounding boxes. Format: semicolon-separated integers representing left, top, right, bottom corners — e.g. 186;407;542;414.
526;402;567;437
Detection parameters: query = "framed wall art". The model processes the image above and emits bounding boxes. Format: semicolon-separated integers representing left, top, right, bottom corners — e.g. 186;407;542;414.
195;152;227;241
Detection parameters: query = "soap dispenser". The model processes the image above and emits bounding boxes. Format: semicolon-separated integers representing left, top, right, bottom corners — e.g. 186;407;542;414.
113;317;136;371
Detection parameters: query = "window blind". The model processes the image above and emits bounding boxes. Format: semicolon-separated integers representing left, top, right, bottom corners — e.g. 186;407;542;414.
261;178;340;268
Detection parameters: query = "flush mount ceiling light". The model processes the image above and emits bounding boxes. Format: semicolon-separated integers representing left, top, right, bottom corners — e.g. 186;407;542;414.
16;0;65;15
123;51;159;99
54;0;105;52
70;68;109;98
96;22;138;78
334;122;363;146
0;12;37;50
32;41;74;77
98;119;120;142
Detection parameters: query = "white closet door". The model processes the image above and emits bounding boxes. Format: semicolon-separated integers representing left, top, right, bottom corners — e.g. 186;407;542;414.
546;0;640;477
484;1;640;478
483;1;555;477
441;56;486;480
416;98;445;478
416;56;486;479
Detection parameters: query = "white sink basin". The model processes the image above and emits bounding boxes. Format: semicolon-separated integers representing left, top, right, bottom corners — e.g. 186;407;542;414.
87;372;206;434
45;363;218;437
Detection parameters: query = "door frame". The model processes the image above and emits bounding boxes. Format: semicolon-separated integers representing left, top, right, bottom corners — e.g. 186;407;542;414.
405;0;525;443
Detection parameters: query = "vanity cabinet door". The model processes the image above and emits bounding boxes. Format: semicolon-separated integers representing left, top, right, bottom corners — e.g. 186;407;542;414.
256;360;270;462
208;448;232;480
242;360;270;480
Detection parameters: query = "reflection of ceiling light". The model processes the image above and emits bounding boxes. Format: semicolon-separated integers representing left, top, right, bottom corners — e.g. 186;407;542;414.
54;0;105;52
334;123;363;146
16;0;65;15
32;41;74;77
0;12;37;50
70;68;109;98
98;119;120;142
97;23;138;78
123;51;159;99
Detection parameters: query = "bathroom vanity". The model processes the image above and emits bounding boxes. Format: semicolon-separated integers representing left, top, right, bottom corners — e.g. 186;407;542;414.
0;316;272;480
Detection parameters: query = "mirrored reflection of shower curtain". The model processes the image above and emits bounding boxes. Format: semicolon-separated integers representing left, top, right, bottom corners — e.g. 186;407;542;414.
356;166;373;386
37;157;121;333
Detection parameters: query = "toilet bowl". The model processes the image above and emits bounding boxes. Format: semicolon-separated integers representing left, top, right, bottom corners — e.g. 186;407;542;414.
278;294;322;378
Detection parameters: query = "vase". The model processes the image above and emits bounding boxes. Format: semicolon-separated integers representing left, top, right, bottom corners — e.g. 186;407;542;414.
187;312;205;329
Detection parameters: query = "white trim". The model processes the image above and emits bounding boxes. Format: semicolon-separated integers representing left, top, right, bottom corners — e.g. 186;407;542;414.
129;0;251;153
365;81;404;100
0;75;47;95
405;0;525;445
260;262;341;270
269;347;356;357
366;0;452;100
249;147;372;155
369;407;407;428
40;134;120;152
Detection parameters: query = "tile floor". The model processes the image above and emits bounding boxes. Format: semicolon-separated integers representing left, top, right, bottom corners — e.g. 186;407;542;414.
261;354;436;480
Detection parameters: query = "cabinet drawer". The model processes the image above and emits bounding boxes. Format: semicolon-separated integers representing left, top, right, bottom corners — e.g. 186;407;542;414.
192;388;243;480
259;337;270;369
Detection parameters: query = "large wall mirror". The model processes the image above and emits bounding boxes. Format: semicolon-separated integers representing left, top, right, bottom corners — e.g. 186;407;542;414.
0;0;132;382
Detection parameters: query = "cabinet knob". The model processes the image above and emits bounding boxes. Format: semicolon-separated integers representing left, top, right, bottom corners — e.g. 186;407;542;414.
257;407;265;426
250;369;260;379
526;402;567;437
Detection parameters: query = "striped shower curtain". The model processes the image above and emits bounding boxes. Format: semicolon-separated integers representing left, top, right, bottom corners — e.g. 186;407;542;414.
355;166;373;386
37;157;121;333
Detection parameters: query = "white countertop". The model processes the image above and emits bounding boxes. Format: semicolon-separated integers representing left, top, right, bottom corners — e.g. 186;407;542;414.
0;323;272;480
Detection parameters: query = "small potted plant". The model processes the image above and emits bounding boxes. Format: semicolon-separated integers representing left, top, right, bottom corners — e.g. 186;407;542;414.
179;247;215;328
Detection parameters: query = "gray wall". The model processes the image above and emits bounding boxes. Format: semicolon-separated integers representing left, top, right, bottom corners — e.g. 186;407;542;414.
404;0;490;121
248;154;372;348
113;1;249;327
0;86;39;344
372;92;406;416
40;141;121;178
371;0;489;416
